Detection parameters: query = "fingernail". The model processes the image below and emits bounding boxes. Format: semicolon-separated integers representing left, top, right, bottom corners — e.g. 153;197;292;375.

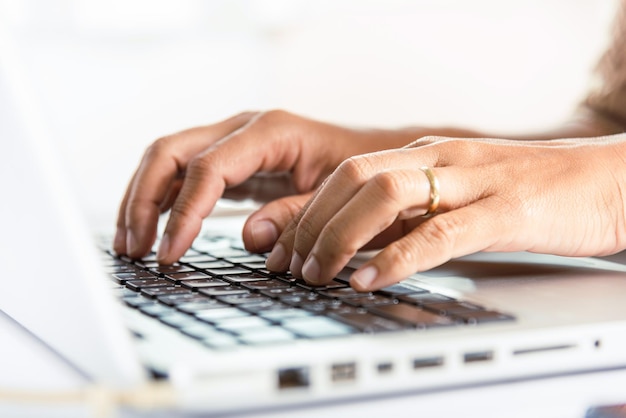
251;220;278;250
126;230;138;256
290;251;304;276
266;243;288;270
351;265;378;289
157;233;171;262
302;254;320;283
114;227;125;253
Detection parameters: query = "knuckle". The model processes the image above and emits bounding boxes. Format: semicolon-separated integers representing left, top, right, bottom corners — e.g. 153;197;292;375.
321;222;357;257
170;198;202;223
337;155;374;183
293;214;318;246
283;197;307;219
371;171;410;204
186;154;215;177
423;214;464;251
407;135;443;148
385;239;418;270
143;135;177;162
233;110;257;119
256;109;291;125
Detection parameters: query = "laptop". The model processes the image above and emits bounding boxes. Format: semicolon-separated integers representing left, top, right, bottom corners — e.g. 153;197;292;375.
3;30;626;416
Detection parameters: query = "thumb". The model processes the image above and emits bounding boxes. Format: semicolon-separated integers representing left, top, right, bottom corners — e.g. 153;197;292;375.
243;192;314;253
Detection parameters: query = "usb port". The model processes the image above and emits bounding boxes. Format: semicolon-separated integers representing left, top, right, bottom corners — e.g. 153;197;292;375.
463;350;494;364
376;362;394;374
331;362;357;382
413;356;444;369
278;367;310;389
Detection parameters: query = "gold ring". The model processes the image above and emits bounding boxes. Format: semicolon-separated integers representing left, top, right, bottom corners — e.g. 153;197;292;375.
419;166;440;217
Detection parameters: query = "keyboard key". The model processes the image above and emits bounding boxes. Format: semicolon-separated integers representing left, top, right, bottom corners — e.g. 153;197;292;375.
258;308;313;322
260;288;310;299
239;262;268;270
179;254;217;263
149;265;195;275
341;294;397;307
180;278;230;290
452;310;515;324
293;279;347;291
139;304;175;317
318;287;372;299
176;300;230;314
123;295;156;307
241;279;290;291
190;260;235;269
298;299;351;313
222;272;269;283
214;316;271;332
192;236;231;253
164;271;212;283
159;312;198;328
106;264;141;274
377;283;429;296
216;294;272;305
421;301;483;316
238;327;297;345
126;279;172;291
208;248;249;258
141;287;192;299
103;258;131;268
329;311;408;333
280;293;322;306
238;300;286;313
180;323;224;339
229;254;266;263
369;303;456;328
112;271;156;283
157;293;212;306
283;316;354;338
113;287;141;298
206;268;251;276
198;287;250;297
195;307;250;323
202;334;241;349
398;293;455;306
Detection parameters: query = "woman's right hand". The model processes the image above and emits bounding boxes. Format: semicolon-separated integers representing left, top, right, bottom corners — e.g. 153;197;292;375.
113;110;401;264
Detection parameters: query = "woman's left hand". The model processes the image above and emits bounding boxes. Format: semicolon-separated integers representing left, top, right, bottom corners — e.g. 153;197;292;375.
260;134;626;291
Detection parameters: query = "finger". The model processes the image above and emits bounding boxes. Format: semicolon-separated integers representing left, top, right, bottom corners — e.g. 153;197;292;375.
158;111;323;264
113;171;139;254
264;184;323;272
242;192;314;253
273;151;425;278
350;199;515;291
159;176;184;214
117;112;257;258
299;167;478;285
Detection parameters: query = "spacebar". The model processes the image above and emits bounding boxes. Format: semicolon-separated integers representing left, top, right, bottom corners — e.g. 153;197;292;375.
369;303;456;328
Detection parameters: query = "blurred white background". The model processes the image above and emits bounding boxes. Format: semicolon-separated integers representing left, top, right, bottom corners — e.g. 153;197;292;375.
0;0;618;226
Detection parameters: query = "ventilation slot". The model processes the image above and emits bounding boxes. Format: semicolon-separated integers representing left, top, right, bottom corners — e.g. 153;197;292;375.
463;350;494;364
512;344;576;356
413;356;444;369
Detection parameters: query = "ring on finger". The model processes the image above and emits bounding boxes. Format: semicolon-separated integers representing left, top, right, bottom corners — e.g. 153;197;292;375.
419;166;440;217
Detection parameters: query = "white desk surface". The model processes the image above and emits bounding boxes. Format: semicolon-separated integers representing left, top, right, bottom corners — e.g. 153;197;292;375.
2;308;626;418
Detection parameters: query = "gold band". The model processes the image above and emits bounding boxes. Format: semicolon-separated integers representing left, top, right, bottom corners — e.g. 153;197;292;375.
419;166;440;217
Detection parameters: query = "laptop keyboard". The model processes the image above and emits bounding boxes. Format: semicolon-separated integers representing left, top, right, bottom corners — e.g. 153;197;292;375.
102;234;514;349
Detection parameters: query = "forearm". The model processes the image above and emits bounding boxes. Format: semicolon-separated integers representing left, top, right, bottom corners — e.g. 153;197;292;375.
358;109;626;150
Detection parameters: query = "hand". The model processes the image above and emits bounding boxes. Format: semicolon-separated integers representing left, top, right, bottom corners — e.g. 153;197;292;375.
264;134;626;291
114;110;403;262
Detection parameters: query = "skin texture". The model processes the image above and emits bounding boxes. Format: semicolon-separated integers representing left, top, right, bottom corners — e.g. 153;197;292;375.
115;0;626;291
